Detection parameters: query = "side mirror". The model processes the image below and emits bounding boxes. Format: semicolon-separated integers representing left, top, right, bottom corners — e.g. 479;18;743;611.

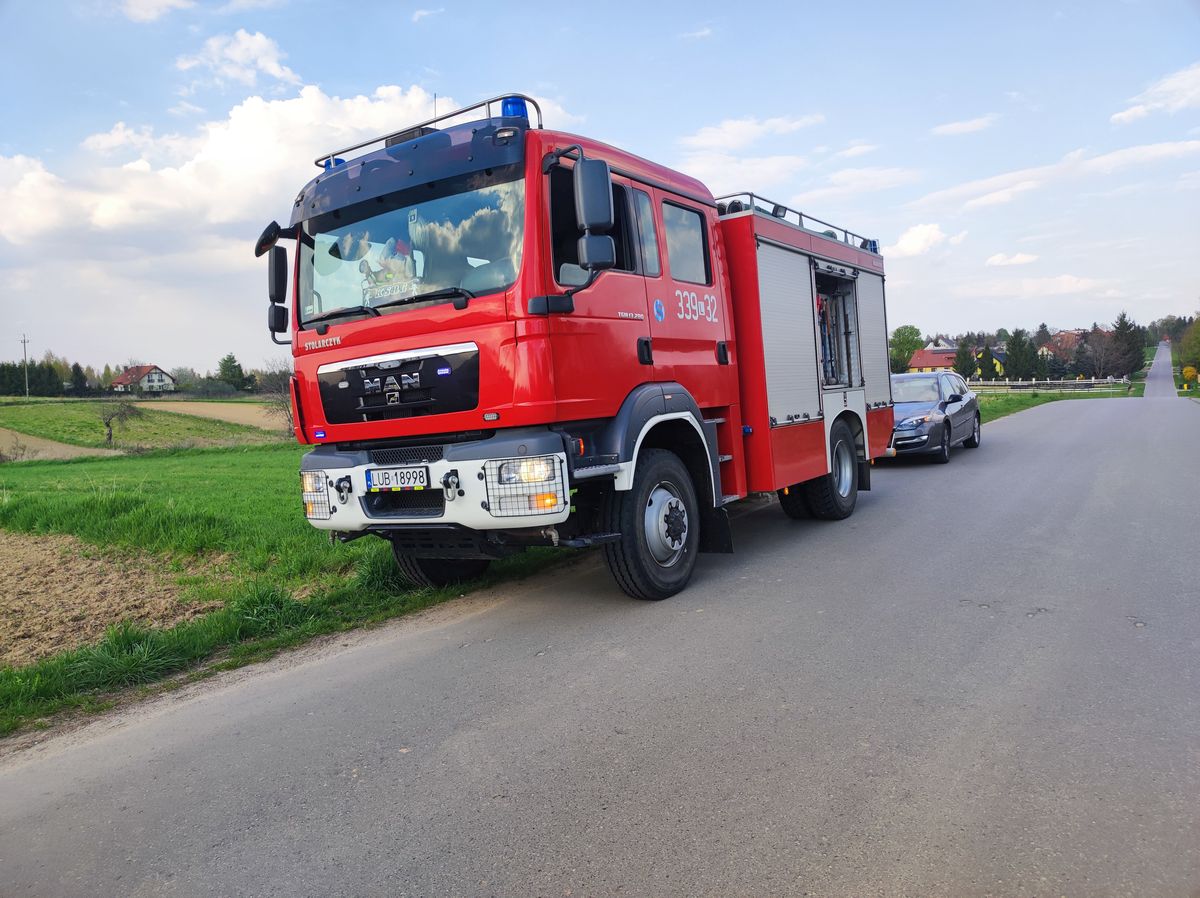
255;220;282;258
573;158;614;232
268;303;289;334
268;246;288;304
947;393;963;403
578;234;615;272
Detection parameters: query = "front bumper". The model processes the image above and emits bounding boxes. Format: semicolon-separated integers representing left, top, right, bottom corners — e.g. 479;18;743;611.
299;428;571;532
891;428;935;454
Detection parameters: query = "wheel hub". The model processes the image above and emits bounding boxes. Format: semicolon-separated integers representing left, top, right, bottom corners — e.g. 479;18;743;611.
645;483;688;567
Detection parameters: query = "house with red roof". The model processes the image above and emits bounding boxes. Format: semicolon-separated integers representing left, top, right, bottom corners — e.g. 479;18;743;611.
111;365;176;393
907;348;957;372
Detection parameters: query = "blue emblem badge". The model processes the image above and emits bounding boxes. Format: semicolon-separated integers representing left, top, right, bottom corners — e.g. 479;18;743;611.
653;299;665;322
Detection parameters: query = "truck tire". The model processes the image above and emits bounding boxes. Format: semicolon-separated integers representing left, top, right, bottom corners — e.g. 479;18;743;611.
391;549;491;588
802;419;859;520
602;448;700;600
777;485;811;519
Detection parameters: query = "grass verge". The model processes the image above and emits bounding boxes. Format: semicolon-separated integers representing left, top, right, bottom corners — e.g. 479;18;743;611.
0;445;563;736
0;400;275;449
977;387;1138;423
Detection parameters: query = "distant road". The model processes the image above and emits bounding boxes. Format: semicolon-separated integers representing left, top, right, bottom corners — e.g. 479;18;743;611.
0;426;120;460
1144;340;1181;398
2;343;1198;896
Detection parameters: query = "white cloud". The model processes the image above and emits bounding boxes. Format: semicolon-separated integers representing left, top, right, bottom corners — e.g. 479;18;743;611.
948;230;968;246
121;0;193;21
177;29;300;86
834;141;878;159
954;275;1109;298
411;8;444;22
917;141;1200;209
680;26;712;39
792;166;920;204
884;223;948;258
931;113;999;136
985;252;1038;267
1112;61;1200;124
82;122;158;154
680;114;824;152
676;153;808;195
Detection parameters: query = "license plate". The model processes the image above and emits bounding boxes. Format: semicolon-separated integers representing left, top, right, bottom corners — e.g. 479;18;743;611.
365;466;429;492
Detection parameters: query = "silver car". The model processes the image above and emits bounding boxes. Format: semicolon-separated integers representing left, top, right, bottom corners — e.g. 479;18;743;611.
889;372;981;463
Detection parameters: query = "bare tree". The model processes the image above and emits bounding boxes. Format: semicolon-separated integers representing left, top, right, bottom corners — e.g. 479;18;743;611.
97;397;143;446
257;357;295;434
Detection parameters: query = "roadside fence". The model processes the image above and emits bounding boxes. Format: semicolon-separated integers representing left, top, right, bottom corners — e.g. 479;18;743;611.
969;378;1132;394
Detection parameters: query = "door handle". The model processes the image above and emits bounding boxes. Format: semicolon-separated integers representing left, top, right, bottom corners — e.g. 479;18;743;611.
637;337;653;366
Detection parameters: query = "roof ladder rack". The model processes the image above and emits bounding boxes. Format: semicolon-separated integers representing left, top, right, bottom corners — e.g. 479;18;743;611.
714;191;880;254
313;92;544;169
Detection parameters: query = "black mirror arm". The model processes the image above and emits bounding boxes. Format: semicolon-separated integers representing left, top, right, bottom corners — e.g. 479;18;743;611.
565;268;600;300
270;331;290;346
541;144;584;173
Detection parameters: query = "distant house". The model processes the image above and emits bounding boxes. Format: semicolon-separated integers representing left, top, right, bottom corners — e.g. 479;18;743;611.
908;348;957;372
975;348;1006;379
924;336;957;351
112;365;176;393
1043;330;1083;362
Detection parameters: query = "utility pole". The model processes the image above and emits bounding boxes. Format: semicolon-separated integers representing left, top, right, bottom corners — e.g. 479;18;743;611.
19;334;30;398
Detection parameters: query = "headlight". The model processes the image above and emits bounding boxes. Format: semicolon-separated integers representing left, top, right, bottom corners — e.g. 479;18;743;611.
497;456;554;483
301;469;332;520
896;415;933;430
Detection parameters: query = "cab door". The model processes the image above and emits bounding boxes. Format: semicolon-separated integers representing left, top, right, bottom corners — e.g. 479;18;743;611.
544;165;653;421
647;191;736;409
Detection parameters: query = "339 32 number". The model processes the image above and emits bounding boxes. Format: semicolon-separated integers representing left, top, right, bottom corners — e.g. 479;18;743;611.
675;289;719;323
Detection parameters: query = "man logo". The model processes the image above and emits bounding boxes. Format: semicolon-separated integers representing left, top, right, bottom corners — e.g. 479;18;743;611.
653;299;665;322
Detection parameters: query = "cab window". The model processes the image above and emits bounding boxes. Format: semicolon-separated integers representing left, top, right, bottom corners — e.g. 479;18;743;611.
633;189;661;278
661;201;711;285
550;166;634;286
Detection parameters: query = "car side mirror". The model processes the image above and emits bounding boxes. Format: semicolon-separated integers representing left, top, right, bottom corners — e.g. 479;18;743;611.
947;393;963;403
573;158;614;232
268;246;288;305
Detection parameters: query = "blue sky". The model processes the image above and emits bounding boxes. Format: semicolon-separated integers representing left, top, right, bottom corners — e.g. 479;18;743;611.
1;0;1198;371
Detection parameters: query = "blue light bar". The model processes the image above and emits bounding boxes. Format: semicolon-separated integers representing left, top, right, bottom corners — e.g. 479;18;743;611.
500;96;528;119
322;157;346;171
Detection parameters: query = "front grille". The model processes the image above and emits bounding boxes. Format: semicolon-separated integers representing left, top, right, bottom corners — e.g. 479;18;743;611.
361;489;445;518
369;445;444;465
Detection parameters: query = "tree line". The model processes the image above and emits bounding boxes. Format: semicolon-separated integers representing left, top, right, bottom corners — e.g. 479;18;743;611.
0;350;291;398
889;310;1180;381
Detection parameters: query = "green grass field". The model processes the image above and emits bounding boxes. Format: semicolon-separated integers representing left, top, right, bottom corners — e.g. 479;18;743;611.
0;400;273;449
0;445;560;736
977;387;1139;423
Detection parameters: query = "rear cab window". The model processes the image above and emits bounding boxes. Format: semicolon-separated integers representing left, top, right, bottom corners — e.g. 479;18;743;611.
661;201;711;285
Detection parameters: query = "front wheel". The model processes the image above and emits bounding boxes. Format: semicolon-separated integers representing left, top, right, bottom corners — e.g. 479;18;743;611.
964;414;981;448
602;448;700;600
802;419;859;520
391;549;491;588
932;423;951;464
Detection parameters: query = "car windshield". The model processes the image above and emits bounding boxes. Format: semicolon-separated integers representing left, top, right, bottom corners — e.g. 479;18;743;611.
298;164;525;325
892;377;941;402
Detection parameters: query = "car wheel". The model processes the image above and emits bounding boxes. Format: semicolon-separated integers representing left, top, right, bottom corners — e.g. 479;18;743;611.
932;424;951;464
391;550;491;588
801;419;859;520
602;448;700;600
964;413;981;448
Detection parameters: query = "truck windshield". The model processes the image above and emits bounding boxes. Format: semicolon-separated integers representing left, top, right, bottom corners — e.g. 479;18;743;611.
298;164;524;326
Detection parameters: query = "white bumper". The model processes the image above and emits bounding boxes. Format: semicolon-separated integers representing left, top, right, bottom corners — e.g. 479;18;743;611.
299;440;572;532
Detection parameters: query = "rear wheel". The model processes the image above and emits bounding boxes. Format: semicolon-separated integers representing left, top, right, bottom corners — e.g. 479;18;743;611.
777;484;811;519
602;448;700;600
802;419;859;520
391;549;491;588
964;413;981;448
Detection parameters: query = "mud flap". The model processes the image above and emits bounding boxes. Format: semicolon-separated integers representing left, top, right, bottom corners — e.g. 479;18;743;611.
699;505;734;553
858;460;872;491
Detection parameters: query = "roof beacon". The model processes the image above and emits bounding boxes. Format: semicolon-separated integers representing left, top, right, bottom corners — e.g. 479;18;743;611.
500;96;529;119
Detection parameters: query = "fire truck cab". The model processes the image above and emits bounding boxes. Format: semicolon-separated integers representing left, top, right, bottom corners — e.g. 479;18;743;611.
257;93;893;599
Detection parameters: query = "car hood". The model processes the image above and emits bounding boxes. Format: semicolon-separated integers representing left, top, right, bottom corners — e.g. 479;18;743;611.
893;400;940;420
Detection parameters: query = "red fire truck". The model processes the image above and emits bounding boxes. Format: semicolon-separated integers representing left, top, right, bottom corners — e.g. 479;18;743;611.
256;93;894;599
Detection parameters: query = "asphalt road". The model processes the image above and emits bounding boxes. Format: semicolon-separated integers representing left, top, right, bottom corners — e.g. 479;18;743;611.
2;344;1197;897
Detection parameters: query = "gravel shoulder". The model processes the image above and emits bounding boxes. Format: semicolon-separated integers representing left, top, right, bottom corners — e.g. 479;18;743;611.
0;427;121;461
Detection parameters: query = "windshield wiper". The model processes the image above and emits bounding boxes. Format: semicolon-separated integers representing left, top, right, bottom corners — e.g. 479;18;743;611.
302;304;382;327
374;286;476;312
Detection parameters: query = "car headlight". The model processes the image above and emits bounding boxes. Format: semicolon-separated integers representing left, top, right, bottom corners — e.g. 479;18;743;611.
896;415;933;430
497;456;554;484
301;469;332;520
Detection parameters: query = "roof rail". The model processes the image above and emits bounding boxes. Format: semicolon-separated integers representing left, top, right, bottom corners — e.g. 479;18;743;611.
714;191;879;254
313;92;544;169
